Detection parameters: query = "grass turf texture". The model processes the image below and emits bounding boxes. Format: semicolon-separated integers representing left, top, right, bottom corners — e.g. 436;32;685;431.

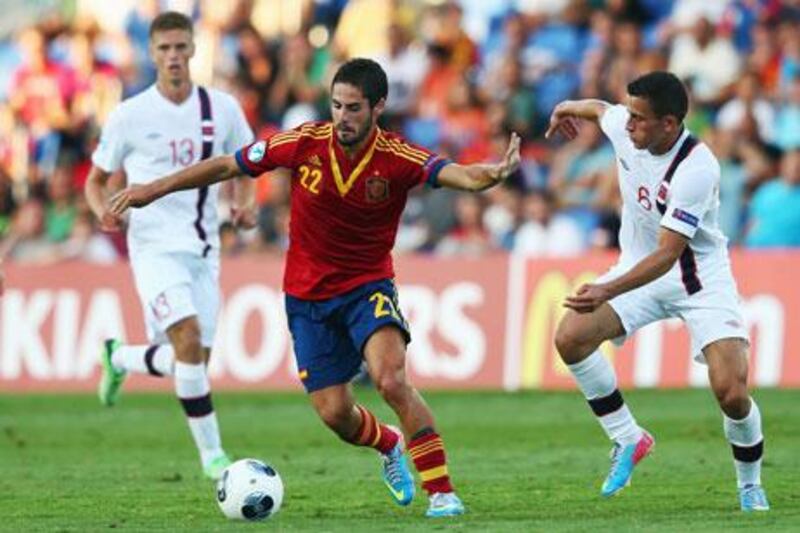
1;389;798;532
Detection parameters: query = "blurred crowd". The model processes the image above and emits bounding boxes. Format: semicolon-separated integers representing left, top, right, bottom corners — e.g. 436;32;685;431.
1;0;800;266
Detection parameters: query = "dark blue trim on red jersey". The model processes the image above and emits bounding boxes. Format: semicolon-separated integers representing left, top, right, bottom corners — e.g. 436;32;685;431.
425;157;451;188
234;148;260;177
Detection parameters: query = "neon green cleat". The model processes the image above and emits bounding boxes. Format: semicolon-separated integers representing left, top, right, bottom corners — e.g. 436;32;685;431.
204;454;233;481
98;339;126;407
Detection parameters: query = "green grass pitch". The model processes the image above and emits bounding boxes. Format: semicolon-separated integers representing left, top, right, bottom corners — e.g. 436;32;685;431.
2;388;798;531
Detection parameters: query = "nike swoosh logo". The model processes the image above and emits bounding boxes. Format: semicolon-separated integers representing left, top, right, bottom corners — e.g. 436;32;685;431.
385;482;406;502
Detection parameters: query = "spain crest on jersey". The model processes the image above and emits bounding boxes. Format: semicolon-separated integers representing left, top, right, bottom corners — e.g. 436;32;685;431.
365;176;389;203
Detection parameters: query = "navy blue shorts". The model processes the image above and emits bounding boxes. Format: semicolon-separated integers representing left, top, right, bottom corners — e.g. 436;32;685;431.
285;279;411;393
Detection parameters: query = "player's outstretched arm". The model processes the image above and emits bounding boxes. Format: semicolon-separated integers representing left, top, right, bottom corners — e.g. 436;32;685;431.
545;99;611;140
564;228;689;313
436;132;521;192
108;154;241;215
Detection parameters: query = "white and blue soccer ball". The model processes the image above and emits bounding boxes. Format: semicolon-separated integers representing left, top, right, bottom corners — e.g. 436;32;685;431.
216;459;284;521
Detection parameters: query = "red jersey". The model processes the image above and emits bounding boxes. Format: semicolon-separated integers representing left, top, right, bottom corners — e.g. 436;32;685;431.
235;121;450;299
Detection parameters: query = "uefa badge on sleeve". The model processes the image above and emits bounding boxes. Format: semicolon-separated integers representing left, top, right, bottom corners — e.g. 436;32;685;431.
247;141;266;163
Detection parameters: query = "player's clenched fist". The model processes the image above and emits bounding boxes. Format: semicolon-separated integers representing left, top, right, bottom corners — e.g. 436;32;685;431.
563;283;613;314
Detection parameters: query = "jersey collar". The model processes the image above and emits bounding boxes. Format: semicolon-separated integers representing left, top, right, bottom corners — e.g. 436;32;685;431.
654;127;689;160
152;83;196;108
328;127;380;197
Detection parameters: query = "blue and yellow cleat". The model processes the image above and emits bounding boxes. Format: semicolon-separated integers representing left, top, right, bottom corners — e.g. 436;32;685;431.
426;492;465;518
739;484;769;512
381;427;414;506
601;430;655;497
98;339;126;407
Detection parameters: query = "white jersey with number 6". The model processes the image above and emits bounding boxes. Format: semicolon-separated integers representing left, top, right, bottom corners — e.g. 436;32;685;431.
599;104;730;289
597;104;748;361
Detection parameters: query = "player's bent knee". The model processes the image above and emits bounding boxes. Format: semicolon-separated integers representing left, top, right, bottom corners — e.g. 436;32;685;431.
317;404;349;432
313;398;353;436
374;374;409;406
168;320;204;363
554;328;574;360
173;328;202;350
714;383;750;419
555;323;589;363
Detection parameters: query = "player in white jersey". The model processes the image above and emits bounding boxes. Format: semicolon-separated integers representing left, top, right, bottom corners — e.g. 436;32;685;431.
85;12;256;480
545;71;769;511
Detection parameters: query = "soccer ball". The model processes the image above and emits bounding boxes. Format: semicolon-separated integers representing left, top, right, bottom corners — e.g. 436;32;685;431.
216;459;284;521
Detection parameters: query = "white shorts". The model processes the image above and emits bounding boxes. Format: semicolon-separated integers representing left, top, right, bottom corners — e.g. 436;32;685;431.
130;251;220;347
598;264;749;364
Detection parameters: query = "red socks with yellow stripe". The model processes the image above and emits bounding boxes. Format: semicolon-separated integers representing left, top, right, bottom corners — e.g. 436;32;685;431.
408;428;454;494
351;407;455;495
352;404;399;454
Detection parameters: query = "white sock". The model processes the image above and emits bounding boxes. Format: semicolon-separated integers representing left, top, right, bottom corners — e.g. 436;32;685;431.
568;351;642;445
174;361;224;465
112;344;174;376
724;398;764;488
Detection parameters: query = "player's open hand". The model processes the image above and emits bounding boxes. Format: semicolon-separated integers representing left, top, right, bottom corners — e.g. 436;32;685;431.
495;132;521;181
564;283;613;313
108;184;158;216
545;104;581;141
231;204;258;230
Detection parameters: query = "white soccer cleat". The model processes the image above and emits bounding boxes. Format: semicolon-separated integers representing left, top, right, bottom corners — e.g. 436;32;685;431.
425;492;465;518
739;484;769;512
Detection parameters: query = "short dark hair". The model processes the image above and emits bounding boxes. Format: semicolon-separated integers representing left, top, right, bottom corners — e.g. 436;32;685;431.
331;58;388;108
149;11;193;39
627;71;688;122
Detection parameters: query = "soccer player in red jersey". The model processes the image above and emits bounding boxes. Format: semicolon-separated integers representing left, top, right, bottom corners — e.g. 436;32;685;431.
109;58;520;517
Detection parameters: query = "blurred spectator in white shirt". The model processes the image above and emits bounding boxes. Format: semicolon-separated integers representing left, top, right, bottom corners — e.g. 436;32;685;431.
436;193;494;257
482;184;522;250
59;210;119;263
512;189;585;258
669;15;740;106
373;23;428;126
717;71;775;144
